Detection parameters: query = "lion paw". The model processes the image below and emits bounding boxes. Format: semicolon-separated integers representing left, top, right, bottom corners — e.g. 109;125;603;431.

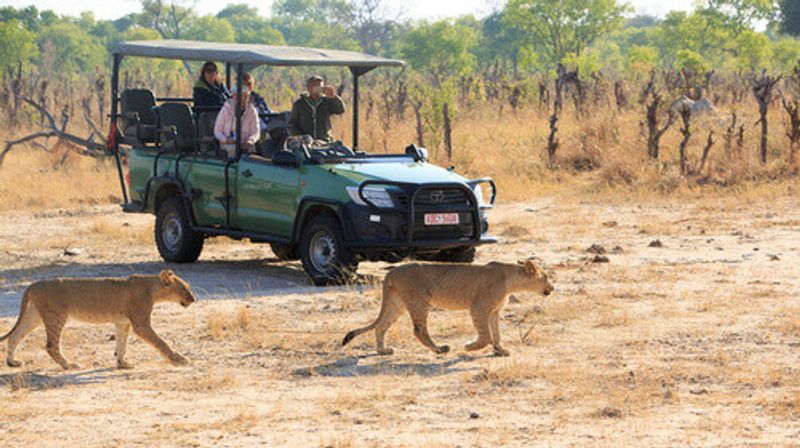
377;347;395;355
6;359;21;368
117;359;135;370
435;345;450;354
65;363;81;370
493;347;510;357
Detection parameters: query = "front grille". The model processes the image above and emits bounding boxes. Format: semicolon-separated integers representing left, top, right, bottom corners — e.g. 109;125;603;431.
413;187;471;207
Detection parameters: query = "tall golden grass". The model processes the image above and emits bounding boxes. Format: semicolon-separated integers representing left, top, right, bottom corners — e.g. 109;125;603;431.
1;73;798;212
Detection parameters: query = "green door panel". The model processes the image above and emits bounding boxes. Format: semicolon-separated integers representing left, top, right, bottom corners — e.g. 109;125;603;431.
179;157;232;227
235;156;300;236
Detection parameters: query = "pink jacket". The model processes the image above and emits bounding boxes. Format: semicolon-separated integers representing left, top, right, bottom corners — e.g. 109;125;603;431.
213;98;260;146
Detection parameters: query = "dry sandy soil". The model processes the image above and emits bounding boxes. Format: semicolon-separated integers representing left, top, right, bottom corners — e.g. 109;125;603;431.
0;194;798;447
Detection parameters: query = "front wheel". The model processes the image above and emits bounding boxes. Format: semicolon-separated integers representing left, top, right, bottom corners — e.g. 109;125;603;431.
155;198;204;263
299;214;358;286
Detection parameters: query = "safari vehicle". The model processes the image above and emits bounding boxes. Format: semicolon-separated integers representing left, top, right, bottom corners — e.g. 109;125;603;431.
108;40;497;285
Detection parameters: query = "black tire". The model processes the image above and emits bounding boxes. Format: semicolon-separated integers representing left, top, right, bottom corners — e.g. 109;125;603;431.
270;243;298;260
155;197;204;263
299;213;358;286
419;246;476;263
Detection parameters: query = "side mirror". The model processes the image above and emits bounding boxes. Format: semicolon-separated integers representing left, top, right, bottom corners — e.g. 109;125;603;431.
272;150;300;167
405;144;429;162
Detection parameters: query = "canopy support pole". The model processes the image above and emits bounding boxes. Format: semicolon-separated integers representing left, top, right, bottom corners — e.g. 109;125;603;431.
225;63;231;91
350;66;376;150
111;53;129;204
235;63;243;159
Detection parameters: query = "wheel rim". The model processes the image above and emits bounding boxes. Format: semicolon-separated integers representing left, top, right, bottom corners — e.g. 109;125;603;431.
162;212;183;252
309;230;336;274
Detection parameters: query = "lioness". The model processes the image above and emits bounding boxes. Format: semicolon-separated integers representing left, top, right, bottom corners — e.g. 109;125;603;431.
342;260;554;356
0;269;195;370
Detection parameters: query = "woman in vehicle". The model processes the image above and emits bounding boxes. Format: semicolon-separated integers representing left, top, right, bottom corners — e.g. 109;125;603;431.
242;73;273;133
193;61;230;111
213;85;260;158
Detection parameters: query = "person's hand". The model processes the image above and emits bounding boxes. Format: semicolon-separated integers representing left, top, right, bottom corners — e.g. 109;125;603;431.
324;85;336;98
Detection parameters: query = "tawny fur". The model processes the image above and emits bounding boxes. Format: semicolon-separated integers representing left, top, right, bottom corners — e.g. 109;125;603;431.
0;269;196;370
342;260;554;356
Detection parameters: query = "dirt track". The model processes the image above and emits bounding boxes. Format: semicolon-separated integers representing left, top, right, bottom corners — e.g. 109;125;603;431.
0;196;799;447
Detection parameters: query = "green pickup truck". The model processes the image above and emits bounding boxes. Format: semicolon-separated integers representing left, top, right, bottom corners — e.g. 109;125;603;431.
109;40;497;285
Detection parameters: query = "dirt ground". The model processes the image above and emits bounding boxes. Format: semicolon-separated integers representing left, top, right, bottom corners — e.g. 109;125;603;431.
0;194;798;447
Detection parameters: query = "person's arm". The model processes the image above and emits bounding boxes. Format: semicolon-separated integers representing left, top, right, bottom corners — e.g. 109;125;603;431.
288;100;302;135
213;102;231;143
243;106;260;146
327;95;346;115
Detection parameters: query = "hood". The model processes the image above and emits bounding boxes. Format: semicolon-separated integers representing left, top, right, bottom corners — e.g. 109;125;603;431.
326;160;468;185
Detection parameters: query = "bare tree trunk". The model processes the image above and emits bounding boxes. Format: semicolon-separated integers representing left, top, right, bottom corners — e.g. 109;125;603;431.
412;100;424;148
678;108;692;175
780;93;800;169
752;73;781;165
698;131;716;175
644;92;675;160
442;101;452;160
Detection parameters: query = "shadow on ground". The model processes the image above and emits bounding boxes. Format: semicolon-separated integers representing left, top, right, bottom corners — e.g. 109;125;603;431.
293;354;488;378
0;259;380;317
0;368;123;391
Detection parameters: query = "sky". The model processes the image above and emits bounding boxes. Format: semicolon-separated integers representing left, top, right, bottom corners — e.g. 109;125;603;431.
1;0;697;21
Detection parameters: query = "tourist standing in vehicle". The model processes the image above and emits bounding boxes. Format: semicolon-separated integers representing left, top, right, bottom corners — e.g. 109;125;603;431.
213;85;260;158
242;73;273;134
289;75;345;142
193;61;230;111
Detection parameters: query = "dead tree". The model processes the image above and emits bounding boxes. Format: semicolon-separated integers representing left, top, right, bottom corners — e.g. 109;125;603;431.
780;93;800;169
752;72;782;164
678;107;693;175
698;130;716;175
643;91;676;160
0;94;107;167
724;109;744;161
545;65;583;165
614;80;628;112
442;101;453;160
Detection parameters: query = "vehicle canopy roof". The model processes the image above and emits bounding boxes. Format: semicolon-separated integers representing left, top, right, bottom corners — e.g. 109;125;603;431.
114;40;405;68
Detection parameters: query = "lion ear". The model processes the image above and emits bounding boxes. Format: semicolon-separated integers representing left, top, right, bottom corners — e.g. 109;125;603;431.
159;269;174;286
524;260;538;275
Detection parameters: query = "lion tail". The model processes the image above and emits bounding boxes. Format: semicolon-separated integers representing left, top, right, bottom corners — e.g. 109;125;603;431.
0;287;33;342
342;279;397;346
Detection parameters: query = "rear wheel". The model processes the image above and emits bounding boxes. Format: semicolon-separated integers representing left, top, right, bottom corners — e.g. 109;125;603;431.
418;246;476;263
155;197;204;263
299;214;358;286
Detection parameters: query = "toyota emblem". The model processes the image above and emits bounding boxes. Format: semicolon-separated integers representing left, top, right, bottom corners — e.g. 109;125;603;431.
429;190;445;203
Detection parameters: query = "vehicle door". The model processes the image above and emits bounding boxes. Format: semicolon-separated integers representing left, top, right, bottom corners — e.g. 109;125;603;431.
234;154;301;237
178;155;234;227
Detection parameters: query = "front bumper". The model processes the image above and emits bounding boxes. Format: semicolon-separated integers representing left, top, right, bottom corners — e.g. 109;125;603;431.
343;179;497;254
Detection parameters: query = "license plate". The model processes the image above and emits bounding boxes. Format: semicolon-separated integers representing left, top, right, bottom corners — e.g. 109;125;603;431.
424;213;459;226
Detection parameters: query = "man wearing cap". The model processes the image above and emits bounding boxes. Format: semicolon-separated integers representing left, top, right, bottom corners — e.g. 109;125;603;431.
213;84;260;158
289;75;346;142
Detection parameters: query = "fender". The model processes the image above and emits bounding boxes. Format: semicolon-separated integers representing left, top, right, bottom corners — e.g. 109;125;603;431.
291;197;352;244
145;176;190;214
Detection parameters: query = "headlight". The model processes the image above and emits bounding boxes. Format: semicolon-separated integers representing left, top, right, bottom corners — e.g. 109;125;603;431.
471;184;483;206
346;186;395;208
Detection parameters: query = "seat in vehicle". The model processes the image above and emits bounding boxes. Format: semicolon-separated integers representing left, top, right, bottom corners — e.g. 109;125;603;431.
196;110;220;156
156;102;197;153
120;89;157;145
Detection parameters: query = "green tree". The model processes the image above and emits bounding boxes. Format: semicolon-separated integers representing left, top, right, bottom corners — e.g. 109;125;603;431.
699;0;778;37
0;19;39;68
735;30;773;72
772;37;800;72
120;27;183;77
185;15;235;43
780;0;800;36
504;0;629;68
401;19;478;85
38;23;106;76
216;4;285;45
658;11;733;66
626;45;659;77
675;49;710;75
